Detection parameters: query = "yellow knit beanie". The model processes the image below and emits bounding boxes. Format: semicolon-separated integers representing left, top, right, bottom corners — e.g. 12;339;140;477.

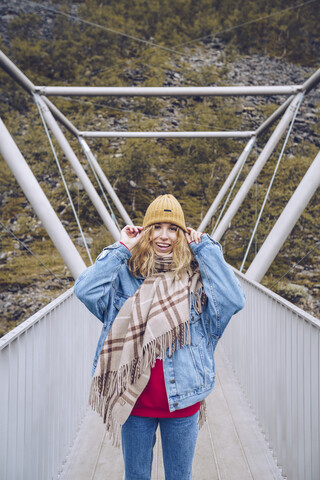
143;194;187;231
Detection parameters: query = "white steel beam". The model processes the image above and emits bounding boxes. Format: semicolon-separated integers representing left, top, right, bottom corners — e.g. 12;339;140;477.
198;136;256;232
0;50;35;93
79;131;255;138
0;118;86;279
42;96;80;137
212;93;304;242
246;150;320;282
255;96;294;136
201;95;300;233
36;86;301;96
34;95;120;241
301;67;320;93
41;99;132;226
78;137;132;226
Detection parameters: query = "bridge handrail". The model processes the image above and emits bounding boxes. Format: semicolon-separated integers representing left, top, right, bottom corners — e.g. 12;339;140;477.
0;288;74;350
222;271;320;480
234;268;320;329
0;287;101;480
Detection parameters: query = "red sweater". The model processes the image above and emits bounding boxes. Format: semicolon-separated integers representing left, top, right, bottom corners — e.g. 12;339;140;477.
131;359;200;418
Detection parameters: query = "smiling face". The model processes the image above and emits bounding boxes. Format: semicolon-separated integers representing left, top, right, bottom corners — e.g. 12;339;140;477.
151;222;179;256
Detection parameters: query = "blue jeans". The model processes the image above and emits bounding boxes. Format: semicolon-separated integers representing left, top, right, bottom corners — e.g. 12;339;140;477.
121;413;199;480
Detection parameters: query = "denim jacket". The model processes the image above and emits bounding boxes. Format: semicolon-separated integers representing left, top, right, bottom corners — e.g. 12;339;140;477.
74;234;245;413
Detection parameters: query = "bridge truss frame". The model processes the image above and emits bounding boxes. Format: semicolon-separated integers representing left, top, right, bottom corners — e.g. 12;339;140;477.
0;49;319;283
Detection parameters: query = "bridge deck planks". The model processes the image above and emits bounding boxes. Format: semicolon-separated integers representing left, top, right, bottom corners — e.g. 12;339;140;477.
60;345;284;480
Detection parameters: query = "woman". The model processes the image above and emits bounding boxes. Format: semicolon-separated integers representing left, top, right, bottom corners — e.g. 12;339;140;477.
74;194;245;480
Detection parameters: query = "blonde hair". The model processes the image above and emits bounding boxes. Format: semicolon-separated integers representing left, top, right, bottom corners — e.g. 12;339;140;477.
128;225;193;278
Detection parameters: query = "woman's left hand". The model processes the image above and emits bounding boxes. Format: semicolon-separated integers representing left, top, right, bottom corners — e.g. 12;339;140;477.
185;227;203;245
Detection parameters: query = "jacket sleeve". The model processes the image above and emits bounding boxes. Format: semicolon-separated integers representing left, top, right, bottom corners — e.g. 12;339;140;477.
189;234;245;338
74;242;132;322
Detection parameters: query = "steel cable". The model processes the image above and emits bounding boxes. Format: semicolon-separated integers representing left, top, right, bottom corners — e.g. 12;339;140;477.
270;241;320;290
240;93;304;272
22;0;317;60
77;136;121;231
33;94;93;264
0;220;68;286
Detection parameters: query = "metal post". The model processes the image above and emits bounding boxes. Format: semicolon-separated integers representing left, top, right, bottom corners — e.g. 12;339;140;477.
198;136;256;232
78;137;132;226
0;118;86;279
213;93;304;242
246;150;320;283
34;94;120;241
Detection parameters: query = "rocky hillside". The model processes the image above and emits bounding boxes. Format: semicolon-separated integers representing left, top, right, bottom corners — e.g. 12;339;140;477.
0;1;319;336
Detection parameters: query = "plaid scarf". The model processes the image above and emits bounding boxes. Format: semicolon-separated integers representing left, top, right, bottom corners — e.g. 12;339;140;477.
89;256;203;446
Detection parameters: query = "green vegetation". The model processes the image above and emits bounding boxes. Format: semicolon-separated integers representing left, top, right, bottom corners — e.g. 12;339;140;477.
0;0;319;335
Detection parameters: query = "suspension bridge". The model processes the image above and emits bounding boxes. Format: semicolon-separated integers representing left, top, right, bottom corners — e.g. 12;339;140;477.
0;49;319;480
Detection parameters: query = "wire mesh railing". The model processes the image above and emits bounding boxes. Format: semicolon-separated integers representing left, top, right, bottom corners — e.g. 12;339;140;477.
0;289;100;480
222;271;320;480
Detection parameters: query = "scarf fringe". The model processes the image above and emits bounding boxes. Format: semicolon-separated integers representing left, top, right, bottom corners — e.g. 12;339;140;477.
89;321;191;438
89;393;208;449
89;380;122;447
198;399;207;429
89;390;207;449
190;286;204;315
105;407;122;448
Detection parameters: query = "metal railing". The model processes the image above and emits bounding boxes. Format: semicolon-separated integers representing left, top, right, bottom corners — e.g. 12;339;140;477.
0;289;100;480
222;271;320;480
1;276;319;479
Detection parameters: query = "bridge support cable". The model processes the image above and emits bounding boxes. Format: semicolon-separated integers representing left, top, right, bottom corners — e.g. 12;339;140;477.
78;137;132;226
254;95;294;136
212;93;304;242
210;137;256;236
34;95;93;265
41;96;80;137
34;94;120;241
40;97;132;228
0;220;68;285
198;137;254;232
246;149;320;282
0;118;86;279
77;139;120;232
199;93;302;233
270;241;320;290
240;93;305;272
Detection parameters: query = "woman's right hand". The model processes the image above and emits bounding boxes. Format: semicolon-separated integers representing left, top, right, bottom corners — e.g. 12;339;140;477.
120;225;144;251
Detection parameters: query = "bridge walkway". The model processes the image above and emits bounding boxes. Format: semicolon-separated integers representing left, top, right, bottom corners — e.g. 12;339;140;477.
2;272;318;480
60;345;283;480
